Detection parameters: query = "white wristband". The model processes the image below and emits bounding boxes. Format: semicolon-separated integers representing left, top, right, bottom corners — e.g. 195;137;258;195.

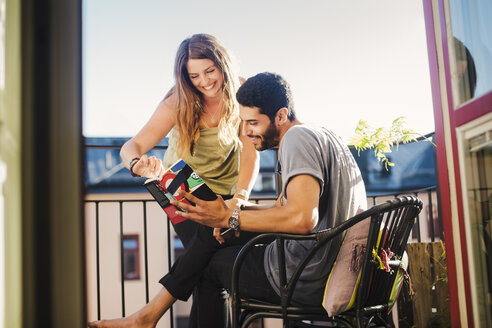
234;188;250;200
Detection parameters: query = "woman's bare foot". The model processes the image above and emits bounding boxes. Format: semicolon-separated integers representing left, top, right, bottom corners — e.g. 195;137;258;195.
87;310;155;328
87;288;175;328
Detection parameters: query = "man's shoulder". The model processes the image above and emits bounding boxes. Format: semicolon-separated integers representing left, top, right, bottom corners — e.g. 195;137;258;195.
283;124;338;144
285;124;323;138
279;125;324;158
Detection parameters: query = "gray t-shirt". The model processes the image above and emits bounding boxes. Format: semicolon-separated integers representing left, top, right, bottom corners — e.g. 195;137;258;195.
264;124;367;305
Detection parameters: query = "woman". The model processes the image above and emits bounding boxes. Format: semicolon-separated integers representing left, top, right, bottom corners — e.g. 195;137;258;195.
121;33;258;204
88;34;258;328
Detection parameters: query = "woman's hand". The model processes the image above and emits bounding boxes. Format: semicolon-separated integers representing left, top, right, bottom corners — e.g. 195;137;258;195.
274;193;286;207
224;197;247;210
131;154;165;178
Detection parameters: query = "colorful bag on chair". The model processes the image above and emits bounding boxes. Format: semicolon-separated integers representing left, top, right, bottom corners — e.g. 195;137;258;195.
322;218;370;316
322;222;411;316
388;251;411;310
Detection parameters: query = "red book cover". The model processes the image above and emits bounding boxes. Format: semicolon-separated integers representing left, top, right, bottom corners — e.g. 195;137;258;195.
144;159;217;225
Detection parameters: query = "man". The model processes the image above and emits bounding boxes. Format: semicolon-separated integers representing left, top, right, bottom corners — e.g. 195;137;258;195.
173;72;367;327
88;72;366;328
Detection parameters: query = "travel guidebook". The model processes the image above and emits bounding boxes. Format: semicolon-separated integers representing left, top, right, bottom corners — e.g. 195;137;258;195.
144;159;217;225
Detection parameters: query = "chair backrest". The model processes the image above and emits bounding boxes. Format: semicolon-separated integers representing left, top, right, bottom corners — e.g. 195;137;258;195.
356;195;423;314
231;195;423;328
266;195;422;311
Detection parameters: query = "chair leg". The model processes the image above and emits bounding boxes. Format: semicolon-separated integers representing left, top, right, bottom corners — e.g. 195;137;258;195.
363;314;394;328
374;313;394;328
241;312;268;328
238;310;249;326
288;319;354;328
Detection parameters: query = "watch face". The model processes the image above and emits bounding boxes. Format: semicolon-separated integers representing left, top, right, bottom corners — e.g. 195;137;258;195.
229;217;239;230
228;211;240;231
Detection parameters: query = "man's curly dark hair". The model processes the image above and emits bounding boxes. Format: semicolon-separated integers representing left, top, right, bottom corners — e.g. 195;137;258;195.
236;72;296;122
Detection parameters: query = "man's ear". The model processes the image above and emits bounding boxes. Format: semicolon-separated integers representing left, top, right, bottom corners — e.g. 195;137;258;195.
276;108;289;125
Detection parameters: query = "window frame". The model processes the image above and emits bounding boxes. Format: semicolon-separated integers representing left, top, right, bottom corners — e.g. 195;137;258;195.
122;234;140;281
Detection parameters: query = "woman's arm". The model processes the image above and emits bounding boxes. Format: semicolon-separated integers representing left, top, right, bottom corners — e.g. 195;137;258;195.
120;94;177;177
233;133;259;200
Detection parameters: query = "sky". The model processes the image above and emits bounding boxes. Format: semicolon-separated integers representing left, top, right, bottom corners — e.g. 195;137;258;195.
82;0;434;143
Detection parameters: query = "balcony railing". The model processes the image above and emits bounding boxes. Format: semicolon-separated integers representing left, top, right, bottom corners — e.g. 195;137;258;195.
84;139;441;327
85;188;440;328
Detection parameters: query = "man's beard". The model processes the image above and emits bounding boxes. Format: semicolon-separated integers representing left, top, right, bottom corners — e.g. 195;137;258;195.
252;121;280;151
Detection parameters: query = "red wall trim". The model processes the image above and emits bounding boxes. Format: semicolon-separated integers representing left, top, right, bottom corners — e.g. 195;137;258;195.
421;1;462;326
437;0;473;326
455;91;492;127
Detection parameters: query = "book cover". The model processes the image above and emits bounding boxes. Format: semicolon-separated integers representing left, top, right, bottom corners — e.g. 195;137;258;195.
144;159;217;224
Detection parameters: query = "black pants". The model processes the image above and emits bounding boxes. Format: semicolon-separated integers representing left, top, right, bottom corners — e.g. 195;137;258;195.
159;194;238;300
192;243;281;328
158;213;279;327
158;219;257;300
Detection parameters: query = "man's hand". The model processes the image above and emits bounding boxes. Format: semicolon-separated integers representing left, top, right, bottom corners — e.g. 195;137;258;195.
213;227;239;244
213;228;226;244
170;190;233;228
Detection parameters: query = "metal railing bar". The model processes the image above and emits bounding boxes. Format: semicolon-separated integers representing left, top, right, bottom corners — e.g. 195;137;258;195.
143;201;150;303
366;186;437;197
119;201;126;317
414;191;422;243
96;201;101;320
428;190;435;242
166;213;174;328
85;144;168;150
86;199;156;203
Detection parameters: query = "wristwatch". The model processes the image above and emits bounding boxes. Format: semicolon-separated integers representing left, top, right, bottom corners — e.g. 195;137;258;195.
228;209;241;232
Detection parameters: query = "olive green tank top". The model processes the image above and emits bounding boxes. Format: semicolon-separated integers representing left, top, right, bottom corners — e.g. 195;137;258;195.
162;127;240;196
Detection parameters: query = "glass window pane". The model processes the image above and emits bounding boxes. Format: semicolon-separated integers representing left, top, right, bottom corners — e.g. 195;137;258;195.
123;238;138;250
123;253;137;279
122;235;140;280
463;124;492;324
448;0;492;107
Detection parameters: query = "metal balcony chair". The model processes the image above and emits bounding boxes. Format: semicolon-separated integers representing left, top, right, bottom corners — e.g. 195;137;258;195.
231;195;423;328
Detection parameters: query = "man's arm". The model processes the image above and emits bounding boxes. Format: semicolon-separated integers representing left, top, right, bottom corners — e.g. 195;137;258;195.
171;174;320;234
239;175;319;233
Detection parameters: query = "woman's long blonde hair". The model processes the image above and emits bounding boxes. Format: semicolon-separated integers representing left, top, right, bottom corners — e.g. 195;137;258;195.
171;34;241;157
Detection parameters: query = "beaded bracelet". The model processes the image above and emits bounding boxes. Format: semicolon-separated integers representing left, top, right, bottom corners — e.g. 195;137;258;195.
129;157;141;177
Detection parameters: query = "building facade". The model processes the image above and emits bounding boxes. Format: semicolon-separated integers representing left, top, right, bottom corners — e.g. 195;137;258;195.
423;0;492;326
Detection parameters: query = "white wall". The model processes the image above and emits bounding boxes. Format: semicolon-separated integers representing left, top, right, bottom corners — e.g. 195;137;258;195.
85;192;192;327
